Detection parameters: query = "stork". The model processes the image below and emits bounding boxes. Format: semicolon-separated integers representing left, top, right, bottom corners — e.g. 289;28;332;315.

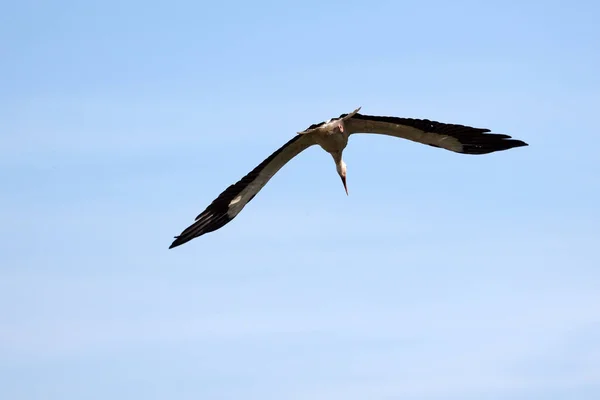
169;107;528;249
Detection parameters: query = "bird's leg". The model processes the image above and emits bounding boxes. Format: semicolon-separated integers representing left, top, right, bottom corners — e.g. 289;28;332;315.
330;106;361;134
340;106;361;122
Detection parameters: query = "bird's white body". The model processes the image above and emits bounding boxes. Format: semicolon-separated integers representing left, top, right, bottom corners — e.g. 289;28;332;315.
298;107;359;154
312;129;348;154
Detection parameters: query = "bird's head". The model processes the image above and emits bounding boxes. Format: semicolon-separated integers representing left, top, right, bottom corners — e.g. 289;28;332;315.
335;157;348;196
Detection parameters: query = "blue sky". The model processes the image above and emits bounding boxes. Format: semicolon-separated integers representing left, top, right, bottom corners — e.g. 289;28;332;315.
1;0;599;399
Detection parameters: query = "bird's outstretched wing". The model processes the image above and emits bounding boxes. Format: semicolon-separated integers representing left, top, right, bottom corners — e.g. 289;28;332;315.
169;134;316;249
344;113;528;154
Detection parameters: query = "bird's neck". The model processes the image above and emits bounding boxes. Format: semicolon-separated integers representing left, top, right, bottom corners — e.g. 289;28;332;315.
331;150;343;163
331;150;345;173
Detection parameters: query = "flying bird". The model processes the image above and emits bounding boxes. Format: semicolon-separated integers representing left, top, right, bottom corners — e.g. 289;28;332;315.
169;107;527;249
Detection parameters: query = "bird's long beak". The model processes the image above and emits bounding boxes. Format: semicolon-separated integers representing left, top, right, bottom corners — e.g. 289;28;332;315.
340;175;348;196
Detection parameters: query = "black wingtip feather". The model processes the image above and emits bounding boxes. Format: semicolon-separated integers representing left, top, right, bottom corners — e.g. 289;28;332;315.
169;211;233;249
169;238;181;249
170;234;190;249
461;136;529;155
